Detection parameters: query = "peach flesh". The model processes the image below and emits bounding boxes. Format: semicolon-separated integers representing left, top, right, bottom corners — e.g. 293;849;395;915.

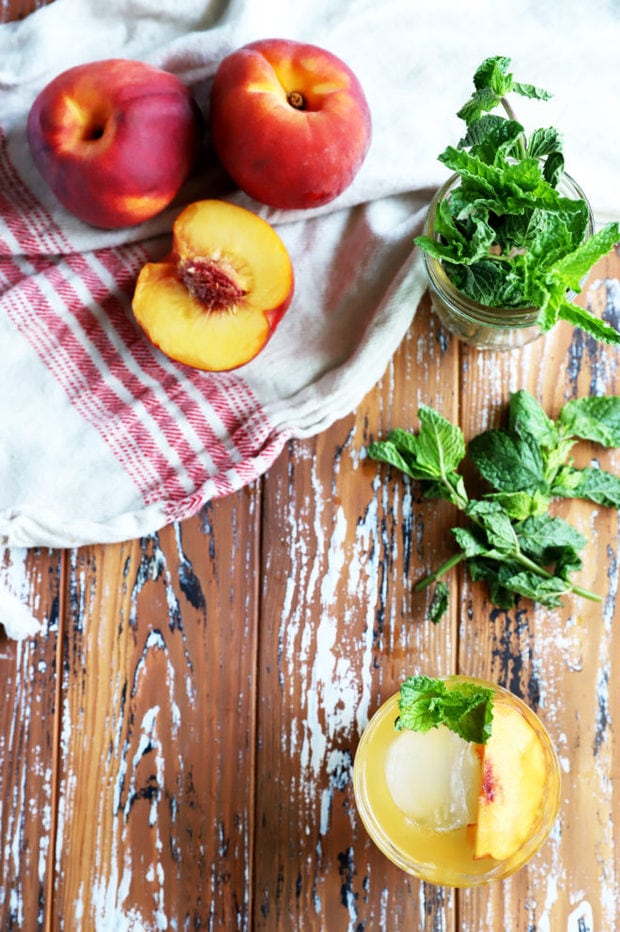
132;200;294;372
473;701;549;862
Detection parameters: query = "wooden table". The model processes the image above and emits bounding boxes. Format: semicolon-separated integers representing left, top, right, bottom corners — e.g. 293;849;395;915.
2;259;618;930
2;4;619;929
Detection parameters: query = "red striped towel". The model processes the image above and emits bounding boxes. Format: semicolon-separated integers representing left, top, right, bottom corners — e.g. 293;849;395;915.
1;0;618;558
0;0;432;547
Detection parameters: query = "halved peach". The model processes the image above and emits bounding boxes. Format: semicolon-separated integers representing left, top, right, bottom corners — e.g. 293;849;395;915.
132;200;294;371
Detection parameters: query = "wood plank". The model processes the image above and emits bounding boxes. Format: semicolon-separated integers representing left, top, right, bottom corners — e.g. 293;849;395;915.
254;297;463;930
51;488;260;928
455;251;620;930
0;0;54;22
0;547;63;930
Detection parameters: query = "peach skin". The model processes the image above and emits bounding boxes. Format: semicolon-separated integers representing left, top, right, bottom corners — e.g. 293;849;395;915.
27;58;202;229
209;38;372;210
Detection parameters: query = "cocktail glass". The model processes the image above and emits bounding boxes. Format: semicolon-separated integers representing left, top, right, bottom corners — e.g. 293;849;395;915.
353;675;561;886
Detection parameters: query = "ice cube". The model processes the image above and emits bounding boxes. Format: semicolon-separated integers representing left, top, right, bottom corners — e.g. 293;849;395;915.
385;724;480;831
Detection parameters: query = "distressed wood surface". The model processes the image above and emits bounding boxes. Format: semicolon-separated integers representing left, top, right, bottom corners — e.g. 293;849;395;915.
1;3;619;927
1;254;617;930
455;259;620;932
49;493;262;929
0;547;62;928
254;302;460;930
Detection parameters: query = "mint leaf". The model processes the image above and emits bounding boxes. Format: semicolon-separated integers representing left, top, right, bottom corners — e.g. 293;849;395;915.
527;126;563;159
469;429;547;492
465;500;522;555
395;675;494;744
370;393;616;620
468;557;521;608
415;406;466;475
415;55;620;345
458;114;523;163
367;437;420;479
509;389;558;449
368;419;465;485
457;87;502;125
428;582;449;624
501;572;569;608
511;81;552;102
472;56;514;96
558;303;620;345
437;146;498;194
523;200;590;264
368;413;468;510
542;150;564;186
517;514;586;564
452;525;488;558
421;474;468;505
485;489;550;520
446;258;523;307
559;396;620;446
553;466;620;508
550;222;620;290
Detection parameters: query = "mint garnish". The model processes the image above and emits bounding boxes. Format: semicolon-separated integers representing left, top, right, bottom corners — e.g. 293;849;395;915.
395;675;494;745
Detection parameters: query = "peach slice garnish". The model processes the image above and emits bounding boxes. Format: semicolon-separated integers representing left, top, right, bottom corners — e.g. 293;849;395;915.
473;700;547;861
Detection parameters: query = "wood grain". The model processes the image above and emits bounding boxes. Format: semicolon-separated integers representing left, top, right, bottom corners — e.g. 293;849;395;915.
50;489;261;927
456;254;620;931
0;264;617;930
0;547;62;929
254;298;463;930
0;258;617;929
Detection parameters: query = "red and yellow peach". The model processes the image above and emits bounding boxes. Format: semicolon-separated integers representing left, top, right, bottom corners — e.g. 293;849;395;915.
27;58;202;229
209;38;372;210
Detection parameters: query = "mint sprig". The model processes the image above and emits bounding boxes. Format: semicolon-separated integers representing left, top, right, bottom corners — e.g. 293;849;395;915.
414;55;620;344
396;675;494;745
369;391;620;621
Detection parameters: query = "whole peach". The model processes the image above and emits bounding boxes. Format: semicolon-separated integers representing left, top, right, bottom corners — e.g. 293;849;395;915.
27;58;202;229
209;38;372;210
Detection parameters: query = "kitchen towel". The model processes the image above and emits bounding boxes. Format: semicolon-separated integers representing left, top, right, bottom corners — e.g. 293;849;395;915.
1;0;619;564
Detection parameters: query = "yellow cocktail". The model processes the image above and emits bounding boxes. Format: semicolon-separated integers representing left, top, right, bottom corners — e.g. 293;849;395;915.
353;675;561;886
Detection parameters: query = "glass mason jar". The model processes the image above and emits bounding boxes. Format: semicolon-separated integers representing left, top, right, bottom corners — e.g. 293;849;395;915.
353;676;561;887
422;172;595;350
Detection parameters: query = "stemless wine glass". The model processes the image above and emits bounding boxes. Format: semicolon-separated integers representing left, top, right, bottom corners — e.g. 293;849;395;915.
353;675;561;887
